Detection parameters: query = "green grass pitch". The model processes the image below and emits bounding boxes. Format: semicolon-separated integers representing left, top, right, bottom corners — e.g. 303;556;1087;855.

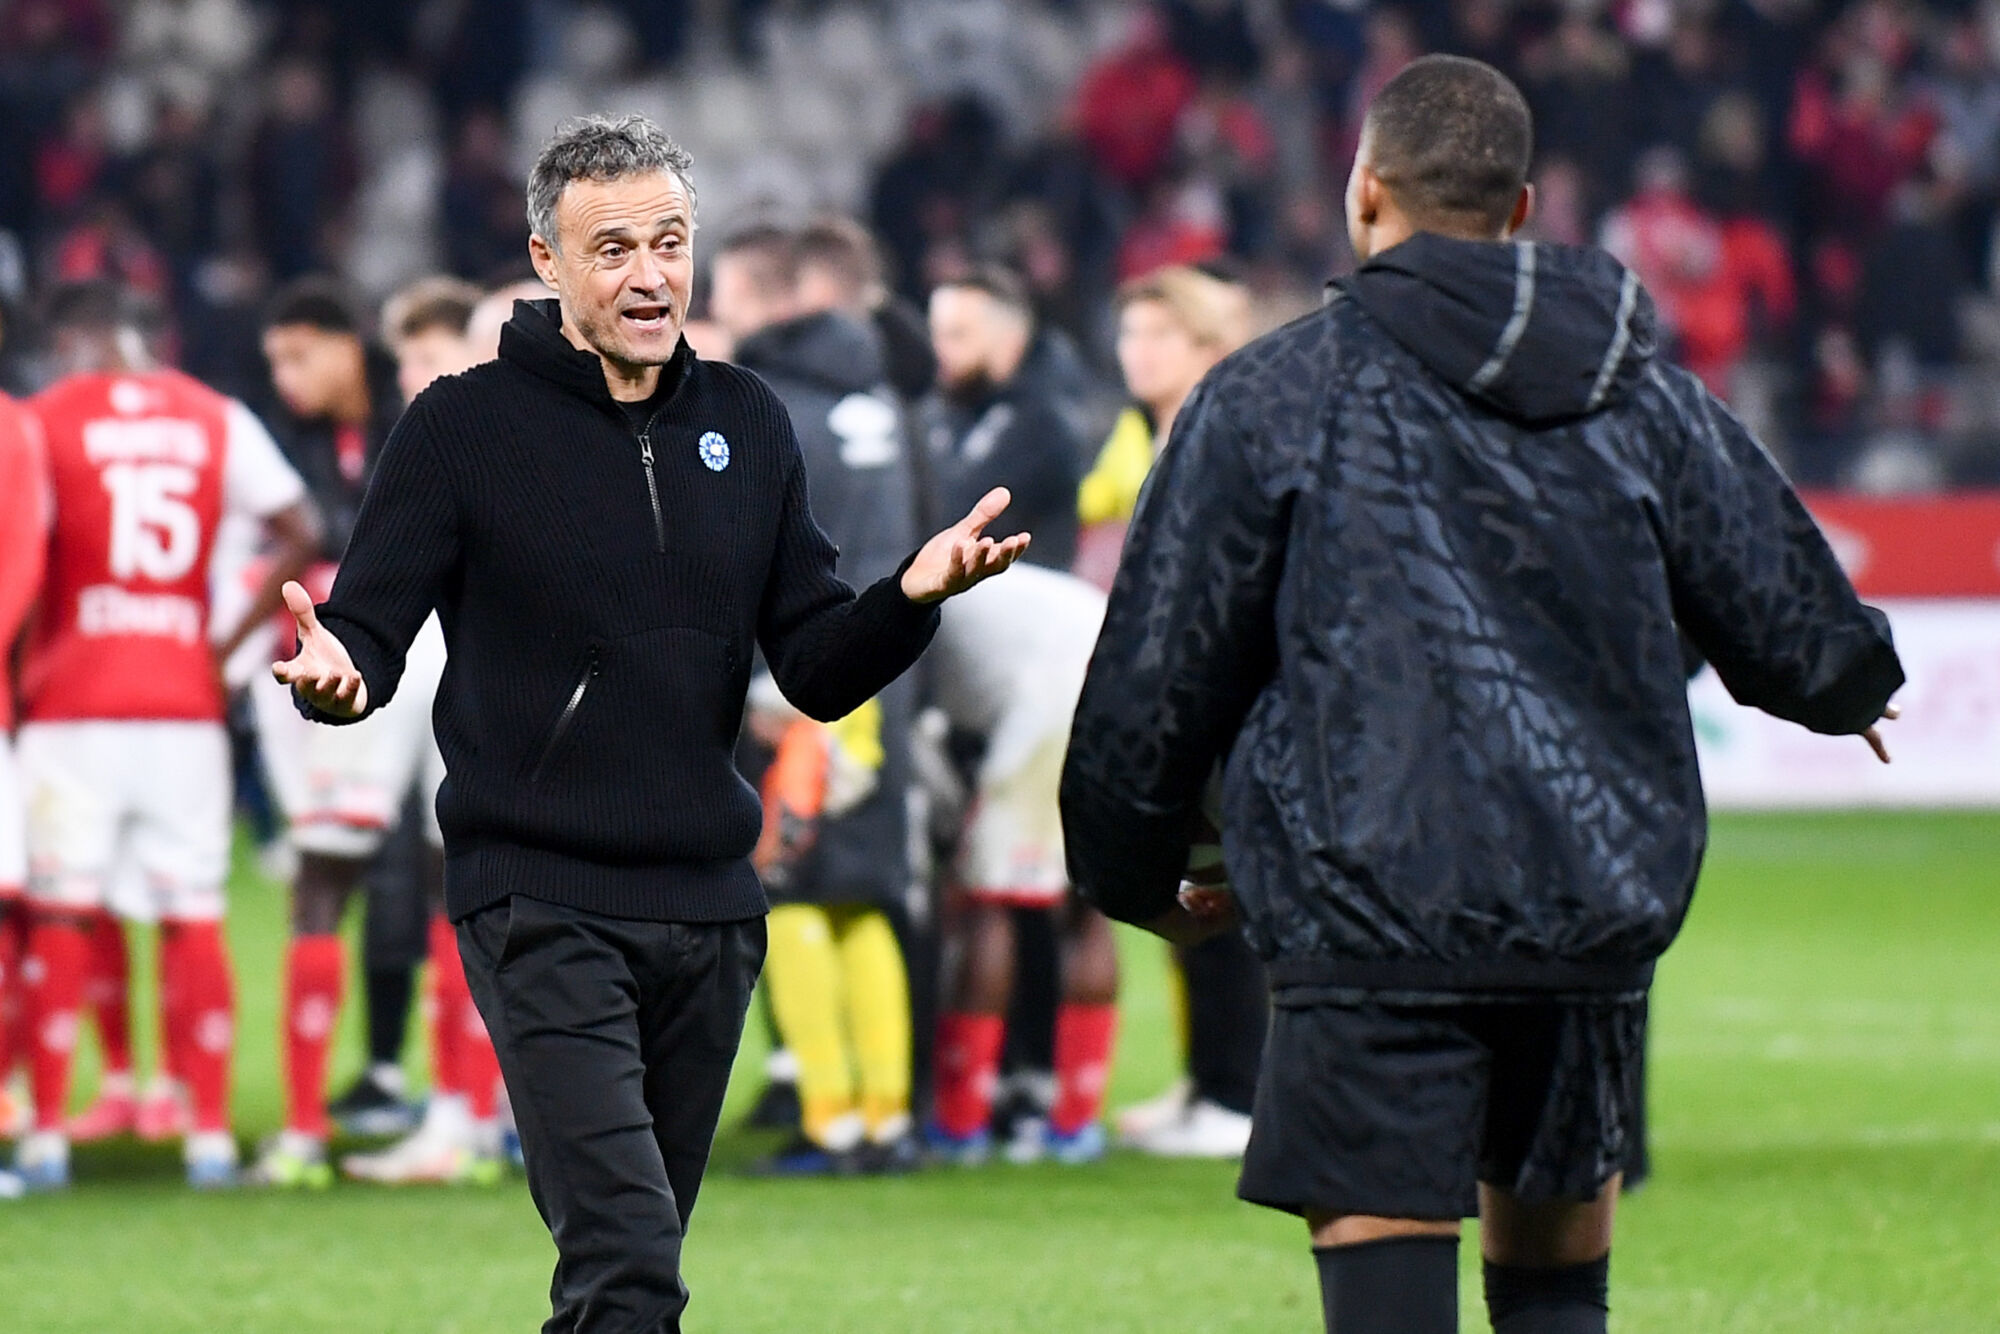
1;810;1995;1332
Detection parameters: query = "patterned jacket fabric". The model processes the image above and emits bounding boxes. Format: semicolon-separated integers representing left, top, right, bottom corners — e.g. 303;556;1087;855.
1060;232;1904;997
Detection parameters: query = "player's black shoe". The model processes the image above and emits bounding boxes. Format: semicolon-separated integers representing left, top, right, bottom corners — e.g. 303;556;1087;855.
327;1067;420;1138
741;1078;802;1132
857;1132;924;1176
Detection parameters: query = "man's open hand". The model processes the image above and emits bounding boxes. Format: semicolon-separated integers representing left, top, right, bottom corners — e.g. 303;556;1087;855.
271;581;368;718
901;487;1031;604
1140;884;1241;946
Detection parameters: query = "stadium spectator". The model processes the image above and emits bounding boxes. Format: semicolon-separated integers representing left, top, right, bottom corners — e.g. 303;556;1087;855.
921;266;1083;567
1074;9;1197;192
272;113;1026;1329
1061;56;1903;1334
713;224;926;1175
15;279;318;1192
247;277;436;1184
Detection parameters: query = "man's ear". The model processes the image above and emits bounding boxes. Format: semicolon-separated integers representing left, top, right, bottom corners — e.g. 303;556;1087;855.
528;234;560;289
1354;165;1384;226
1504;183;1535;239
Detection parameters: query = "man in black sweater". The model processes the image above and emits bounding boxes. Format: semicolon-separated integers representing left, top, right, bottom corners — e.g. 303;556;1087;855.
273;114;1026;1332
1061;58;1901;1334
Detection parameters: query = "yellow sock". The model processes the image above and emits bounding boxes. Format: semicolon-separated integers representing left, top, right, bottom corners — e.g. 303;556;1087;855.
832;906;912;1140
765;903;857;1144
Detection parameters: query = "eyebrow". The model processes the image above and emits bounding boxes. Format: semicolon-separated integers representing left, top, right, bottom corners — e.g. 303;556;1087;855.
587;213;690;246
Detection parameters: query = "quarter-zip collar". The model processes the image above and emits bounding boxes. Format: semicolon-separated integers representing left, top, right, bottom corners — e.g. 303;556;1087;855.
498;297;694;419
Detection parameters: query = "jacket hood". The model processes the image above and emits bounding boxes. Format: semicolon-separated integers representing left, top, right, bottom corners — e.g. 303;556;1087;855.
734;310;886;397
1342;234;1657;424
498;298;692;410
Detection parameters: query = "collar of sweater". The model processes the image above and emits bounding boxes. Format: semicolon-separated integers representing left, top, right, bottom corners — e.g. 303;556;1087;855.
497;298;694;415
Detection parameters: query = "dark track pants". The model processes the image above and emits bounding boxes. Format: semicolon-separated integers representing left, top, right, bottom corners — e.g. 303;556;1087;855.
458;895;766;1334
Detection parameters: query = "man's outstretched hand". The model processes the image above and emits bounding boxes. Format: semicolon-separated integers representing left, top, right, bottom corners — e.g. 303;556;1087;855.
271;581;368;718
1862;702;1900;764
901;487;1031;604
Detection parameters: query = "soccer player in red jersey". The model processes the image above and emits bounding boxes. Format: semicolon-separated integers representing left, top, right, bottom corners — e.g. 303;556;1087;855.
12;281;319;1190
0;388;49;1191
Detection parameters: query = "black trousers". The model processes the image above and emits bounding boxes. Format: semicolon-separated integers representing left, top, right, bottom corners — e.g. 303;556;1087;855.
459;895;767;1334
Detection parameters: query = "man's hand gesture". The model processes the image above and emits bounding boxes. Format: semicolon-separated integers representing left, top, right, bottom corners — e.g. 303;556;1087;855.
272;581;368;718
900;487;1031;604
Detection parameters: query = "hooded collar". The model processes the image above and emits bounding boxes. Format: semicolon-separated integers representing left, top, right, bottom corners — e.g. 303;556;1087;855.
1337;233;1658;425
498;298;694;414
733;310;886;397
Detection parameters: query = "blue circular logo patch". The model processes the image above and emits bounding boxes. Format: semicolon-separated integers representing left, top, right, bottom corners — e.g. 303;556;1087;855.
698;431;731;472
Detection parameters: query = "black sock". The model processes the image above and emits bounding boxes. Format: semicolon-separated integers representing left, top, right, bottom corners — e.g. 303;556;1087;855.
1484;1255;1610;1334
1313;1235;1458;1334
365;965;415;1070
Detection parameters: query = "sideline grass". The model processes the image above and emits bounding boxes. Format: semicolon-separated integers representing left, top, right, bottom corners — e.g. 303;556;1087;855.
0;811;1994;1331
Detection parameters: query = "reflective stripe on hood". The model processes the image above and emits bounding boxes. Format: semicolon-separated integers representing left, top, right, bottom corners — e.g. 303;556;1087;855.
1341;233;1659;425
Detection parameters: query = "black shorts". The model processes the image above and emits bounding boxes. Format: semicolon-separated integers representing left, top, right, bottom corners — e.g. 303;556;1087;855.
1237;994;1646;1220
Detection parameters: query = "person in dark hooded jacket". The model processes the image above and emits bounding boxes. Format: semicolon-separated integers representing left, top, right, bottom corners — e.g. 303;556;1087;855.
713;227;924;1174
1060;56;1902;1334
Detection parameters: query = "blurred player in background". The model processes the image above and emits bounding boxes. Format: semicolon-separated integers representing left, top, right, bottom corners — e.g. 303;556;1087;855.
793;216;937;407
247;279;433;1184
0;385;49;1195
14;280;318;1190
924;563;1117;1165
1075;265;1267;1160
337;276;506;1186
922;267;1082;568
715;225;925;1175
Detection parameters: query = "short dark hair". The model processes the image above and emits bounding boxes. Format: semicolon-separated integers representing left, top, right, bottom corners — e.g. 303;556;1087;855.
936;264;1031;322
713;224;798;298
43;279;158;336
383;276;482;344
264;276;362;336
1362;54;1533;233
794;216;884;297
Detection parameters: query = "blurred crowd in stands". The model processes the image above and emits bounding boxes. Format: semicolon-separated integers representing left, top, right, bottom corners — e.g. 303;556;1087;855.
3;0;2000;488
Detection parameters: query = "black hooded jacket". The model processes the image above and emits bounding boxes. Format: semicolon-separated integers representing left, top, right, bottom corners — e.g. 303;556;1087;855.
1061;234;1902;998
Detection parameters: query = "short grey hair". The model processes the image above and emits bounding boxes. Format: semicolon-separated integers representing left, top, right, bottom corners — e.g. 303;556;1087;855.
526;114;698;249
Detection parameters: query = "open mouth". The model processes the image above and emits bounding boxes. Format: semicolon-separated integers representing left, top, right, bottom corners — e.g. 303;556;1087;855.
621;303;672;332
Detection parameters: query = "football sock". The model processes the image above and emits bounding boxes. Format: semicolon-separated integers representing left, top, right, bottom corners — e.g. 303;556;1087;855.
933;1011;1004;1139
85;907;132;1079
365;964;413;1070
0;906;28;1079
425;914;463;1097
1050;1002;1118;1135
283;934;346;1138
160;920;233;1134
24;917;90;1132
833;906;912;1140
765;903;858;1145
1314;1235;1458;1334
1483;1256;1610;1334
454;976;501;1122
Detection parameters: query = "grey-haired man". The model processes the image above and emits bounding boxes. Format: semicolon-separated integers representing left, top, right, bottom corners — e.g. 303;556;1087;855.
272;115;1029;1331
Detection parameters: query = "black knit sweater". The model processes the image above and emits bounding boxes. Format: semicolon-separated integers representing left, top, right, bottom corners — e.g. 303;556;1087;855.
303;300;940;923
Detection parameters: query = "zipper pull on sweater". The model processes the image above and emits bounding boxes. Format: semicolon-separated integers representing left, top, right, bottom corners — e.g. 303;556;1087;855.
637;429;667;552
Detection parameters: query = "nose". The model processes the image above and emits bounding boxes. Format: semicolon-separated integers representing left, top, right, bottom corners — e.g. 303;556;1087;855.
630;246;668;294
